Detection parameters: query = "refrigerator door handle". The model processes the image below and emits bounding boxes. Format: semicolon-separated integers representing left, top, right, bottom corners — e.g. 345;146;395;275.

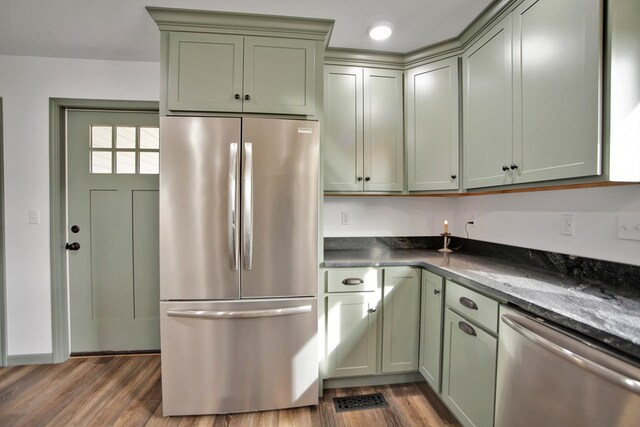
242;142;253;270
228;142;239;270
167;304;312;319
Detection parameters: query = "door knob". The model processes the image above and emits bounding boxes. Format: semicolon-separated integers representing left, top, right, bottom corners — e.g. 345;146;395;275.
357;176;363;181
65;242;81;251
502;165;509;171
367;307;377;313
451;174;457;179
244;94;251;101
234;94;241;100
365;176;371;181
510;164;519;170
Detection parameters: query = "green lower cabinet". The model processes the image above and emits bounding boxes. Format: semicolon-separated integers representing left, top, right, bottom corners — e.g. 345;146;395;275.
382;267;421;373
326;292;379;378
419;270;444;392
442;308;497;427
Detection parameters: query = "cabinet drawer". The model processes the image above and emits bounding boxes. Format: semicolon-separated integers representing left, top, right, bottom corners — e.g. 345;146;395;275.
327;268;378;293
446;280;498;333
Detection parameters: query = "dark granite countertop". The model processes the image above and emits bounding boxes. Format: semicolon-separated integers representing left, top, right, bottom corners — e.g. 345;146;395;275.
323;247;640;361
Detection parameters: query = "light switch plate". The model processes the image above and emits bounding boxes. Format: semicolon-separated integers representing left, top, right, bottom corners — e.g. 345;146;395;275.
617;215;640;241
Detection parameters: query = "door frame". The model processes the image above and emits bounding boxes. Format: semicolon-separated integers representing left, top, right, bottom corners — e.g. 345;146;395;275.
49;99;159;363
0;98;7;366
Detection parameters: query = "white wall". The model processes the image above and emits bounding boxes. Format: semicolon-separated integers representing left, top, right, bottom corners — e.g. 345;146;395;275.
324;185;640;267
452;185;640;266
0;55;159;356
324;196;455;237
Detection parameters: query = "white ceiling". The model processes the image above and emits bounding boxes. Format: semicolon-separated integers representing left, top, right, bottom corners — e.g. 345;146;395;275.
0;0;494;62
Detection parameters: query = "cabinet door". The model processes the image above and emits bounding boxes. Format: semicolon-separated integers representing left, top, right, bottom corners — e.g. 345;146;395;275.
243;37;315;115
326;293;379;378
382;267;420;373
442;308;497;427
419;270;444;392
406;58;460;191
463;18;513;189
364;69;404;192
323;66;364;192
512;0;601;183
167;32;244;113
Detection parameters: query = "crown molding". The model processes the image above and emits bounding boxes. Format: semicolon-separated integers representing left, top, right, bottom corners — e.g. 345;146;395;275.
146;7;335;46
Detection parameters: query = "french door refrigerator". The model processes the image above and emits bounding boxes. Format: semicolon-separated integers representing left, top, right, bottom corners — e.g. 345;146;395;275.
159;116;319;416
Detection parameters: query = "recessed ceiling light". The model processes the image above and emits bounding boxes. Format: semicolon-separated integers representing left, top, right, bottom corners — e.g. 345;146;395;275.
368;22;393;41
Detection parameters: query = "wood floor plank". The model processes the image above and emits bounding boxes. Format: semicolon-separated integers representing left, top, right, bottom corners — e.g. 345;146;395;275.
0;355;460;427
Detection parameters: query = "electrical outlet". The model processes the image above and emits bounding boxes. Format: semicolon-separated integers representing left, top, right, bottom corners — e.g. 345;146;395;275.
617;215;640;241
341;211;351;226
470;211;478;226
561;214;575;236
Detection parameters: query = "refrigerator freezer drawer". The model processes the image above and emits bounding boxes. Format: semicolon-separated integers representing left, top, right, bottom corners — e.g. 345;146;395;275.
160;298;318;416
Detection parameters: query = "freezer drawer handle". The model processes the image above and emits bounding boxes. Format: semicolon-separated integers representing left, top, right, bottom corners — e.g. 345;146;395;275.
502;313;640;394
167;305;312;319
458;321;477;336
459;296;478;310
342;278;364;286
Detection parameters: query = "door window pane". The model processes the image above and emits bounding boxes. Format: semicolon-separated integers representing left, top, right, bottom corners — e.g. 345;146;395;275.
116;126;136;149
140;152;159;174
140;127;160;149
91;126;112;148
91;152;112;173
116;152;136;174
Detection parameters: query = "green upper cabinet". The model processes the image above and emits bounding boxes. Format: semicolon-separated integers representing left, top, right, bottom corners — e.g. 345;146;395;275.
463;0;602;189
168;32;316;115
406;57;460;191
511;0;601;184
463;17;514;189
324;66;404;193
168;32;244;113
381;267;420;373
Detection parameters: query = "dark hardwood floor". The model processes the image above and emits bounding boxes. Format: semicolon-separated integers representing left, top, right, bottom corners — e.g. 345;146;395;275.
0;355;460;426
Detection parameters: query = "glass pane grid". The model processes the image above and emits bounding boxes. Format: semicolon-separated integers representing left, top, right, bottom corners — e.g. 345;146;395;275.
89;125;160;175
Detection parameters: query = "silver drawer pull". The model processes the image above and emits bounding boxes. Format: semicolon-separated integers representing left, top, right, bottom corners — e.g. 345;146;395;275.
459;296;478;310
342;278;364;286
458;321;477;337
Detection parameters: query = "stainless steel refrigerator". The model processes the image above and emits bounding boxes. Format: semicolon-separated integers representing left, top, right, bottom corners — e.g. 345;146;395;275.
159;116;319;416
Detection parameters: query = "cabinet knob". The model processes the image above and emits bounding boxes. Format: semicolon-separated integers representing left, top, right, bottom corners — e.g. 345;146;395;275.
451;174;457;179
433;289;441;295
367;307;377;313
234;94;241;100
510;164;518;170
357;176;363;181
244;94;251;101
365;176;371;181
502;165;509;172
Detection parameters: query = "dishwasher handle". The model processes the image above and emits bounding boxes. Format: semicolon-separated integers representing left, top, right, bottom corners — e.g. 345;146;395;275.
502;312;640;394
167;305;312;319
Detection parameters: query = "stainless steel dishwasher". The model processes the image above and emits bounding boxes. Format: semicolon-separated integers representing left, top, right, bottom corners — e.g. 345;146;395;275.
496;306;640;427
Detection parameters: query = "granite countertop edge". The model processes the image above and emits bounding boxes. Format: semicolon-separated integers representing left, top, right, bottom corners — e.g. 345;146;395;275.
323;249;640;361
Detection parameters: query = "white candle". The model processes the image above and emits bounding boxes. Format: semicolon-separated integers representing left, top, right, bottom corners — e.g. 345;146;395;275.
444;220;449;234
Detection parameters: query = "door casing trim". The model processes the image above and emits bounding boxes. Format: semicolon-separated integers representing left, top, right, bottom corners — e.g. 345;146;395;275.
49;98;159;363
0;98;6;367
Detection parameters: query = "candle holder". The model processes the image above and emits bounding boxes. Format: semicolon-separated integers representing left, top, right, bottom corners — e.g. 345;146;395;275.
439;232;453;253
